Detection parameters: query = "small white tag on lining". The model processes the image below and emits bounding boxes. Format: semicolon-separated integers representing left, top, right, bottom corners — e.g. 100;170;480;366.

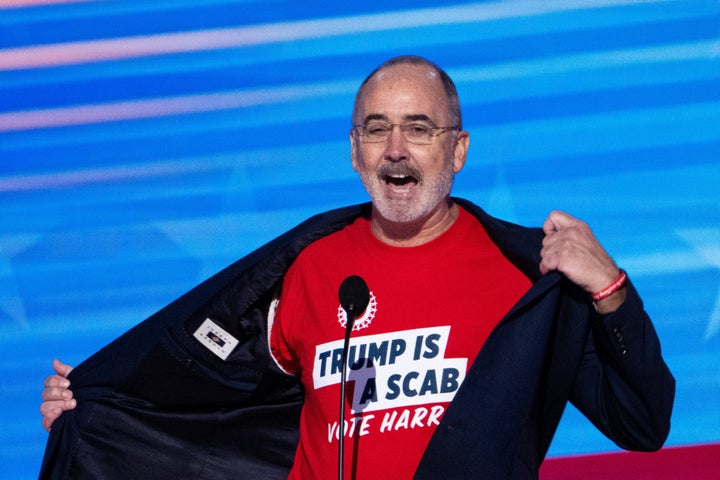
193;318;239;361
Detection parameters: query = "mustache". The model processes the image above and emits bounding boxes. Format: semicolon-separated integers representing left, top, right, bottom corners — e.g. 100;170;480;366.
376;162;423;182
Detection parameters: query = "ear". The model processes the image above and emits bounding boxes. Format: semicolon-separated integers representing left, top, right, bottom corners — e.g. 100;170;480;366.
452;130;470;173
350;130;360;172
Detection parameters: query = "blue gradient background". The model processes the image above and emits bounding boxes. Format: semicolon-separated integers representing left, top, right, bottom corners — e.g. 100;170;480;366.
1;1;718;478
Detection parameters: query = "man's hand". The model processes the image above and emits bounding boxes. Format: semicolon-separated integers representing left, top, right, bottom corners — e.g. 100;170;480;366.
540;211;626;313
40;359;76;432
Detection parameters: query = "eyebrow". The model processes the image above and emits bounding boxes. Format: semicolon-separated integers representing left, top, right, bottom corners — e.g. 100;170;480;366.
362;113;435;124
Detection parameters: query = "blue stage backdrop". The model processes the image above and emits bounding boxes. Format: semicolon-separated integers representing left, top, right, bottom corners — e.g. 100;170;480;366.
1;1;718;478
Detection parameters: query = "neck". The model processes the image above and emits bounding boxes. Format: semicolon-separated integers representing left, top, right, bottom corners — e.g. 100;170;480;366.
370;198;459;247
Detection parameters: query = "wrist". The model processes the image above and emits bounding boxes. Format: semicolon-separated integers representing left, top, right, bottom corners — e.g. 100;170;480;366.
591;269;627;314
591;269;627;302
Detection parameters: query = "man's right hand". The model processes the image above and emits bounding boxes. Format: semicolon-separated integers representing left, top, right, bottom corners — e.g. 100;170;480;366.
40;359;76;432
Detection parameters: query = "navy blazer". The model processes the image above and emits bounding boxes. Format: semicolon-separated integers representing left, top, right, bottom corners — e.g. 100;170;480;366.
39;199;674;479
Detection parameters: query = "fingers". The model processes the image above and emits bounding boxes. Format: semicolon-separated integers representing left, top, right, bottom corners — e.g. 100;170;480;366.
39;398;76;417
539;211;618;292
539;211;583;275
41;403;68;432
42;377;73;401
44;368;71;389
41;359;76;432
41;407;59;432
39;398;76;432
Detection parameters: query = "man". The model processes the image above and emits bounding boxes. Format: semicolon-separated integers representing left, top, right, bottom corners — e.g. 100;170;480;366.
40;56;674;479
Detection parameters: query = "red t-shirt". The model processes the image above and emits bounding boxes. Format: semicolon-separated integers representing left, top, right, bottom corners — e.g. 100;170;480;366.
270;207;532;479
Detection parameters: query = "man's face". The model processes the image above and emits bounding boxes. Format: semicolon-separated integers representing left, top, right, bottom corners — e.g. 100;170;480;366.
350;63;468;224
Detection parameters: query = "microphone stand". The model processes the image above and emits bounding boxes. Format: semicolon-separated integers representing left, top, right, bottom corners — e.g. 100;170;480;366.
337;275;369;480
338;310;356;480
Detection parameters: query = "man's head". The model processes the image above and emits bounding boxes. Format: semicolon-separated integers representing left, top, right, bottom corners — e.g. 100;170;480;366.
352;56;463;129
350;56;469;228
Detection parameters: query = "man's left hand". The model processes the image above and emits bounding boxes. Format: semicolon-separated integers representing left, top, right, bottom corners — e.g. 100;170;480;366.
540;210;626;313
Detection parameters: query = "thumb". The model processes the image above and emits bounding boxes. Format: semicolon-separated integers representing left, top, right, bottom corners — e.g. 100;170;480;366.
542;210;575;235
52;359;74;378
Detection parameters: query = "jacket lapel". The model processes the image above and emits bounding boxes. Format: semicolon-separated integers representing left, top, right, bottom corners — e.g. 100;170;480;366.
414;199;569;479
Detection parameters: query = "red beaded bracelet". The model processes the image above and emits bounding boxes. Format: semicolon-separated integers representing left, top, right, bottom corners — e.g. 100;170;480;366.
591;269;627;302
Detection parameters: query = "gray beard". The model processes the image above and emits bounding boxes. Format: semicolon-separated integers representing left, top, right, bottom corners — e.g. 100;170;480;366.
361;165;455;224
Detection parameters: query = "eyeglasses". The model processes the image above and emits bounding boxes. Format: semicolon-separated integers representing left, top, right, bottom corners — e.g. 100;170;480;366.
353;121;460;145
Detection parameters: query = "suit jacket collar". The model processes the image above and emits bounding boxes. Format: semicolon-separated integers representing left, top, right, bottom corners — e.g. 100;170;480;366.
452;197;564;310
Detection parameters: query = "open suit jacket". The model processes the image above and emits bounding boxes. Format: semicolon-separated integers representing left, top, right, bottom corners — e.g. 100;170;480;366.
39;198;674;480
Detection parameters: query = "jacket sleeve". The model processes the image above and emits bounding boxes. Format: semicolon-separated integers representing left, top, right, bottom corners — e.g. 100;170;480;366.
569;279;675;451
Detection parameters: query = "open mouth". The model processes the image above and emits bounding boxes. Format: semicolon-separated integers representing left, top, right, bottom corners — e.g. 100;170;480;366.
378;164;422;193
385;173;418;187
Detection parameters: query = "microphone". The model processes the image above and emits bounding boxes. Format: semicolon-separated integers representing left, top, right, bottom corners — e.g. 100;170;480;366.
337;275;370;480
339;275;371;327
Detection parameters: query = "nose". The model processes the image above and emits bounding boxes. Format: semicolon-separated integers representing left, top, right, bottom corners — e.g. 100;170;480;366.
383;124;409;162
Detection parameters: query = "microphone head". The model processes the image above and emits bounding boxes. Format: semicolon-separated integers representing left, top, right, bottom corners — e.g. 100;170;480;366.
338;275;370;319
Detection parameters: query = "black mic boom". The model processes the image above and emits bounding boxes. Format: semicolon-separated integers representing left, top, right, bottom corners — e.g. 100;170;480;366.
337;275;370;480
